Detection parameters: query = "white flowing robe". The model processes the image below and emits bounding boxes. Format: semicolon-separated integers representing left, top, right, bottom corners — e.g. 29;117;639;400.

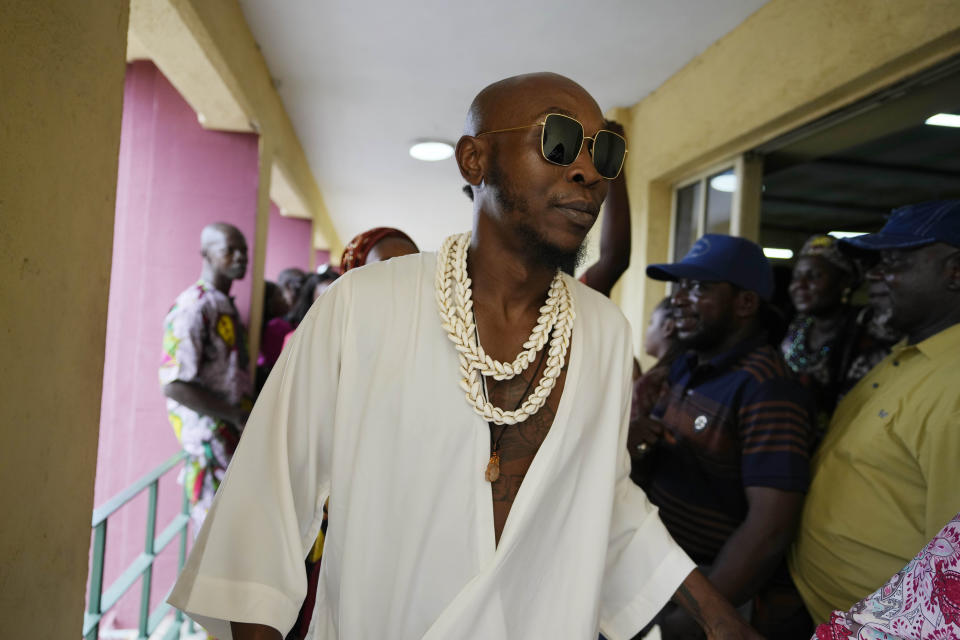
169;252;694;640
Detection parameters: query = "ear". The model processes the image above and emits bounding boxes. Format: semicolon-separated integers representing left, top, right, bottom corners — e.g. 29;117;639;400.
662;316;676;338
944;250;960;292
455;135;485;187
734;289;760;319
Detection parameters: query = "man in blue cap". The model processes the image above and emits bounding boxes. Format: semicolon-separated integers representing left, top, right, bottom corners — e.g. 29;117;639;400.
789;200;960;625
636;233;815;639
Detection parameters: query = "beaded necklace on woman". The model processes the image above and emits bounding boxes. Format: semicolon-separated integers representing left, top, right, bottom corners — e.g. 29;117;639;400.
783;316;832;372
435;231;575;482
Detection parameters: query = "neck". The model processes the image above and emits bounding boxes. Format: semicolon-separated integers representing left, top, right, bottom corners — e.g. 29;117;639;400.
201;265;232;294
906;309;960;345
467;219;559;323
809;304;846;326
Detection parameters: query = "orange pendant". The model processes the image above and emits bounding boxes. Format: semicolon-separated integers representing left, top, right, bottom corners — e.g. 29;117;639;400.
485;452;500;482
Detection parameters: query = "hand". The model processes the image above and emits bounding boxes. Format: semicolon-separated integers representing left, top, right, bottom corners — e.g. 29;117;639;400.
628;371;671;456
627;414;665;457
658;601;764;640
672;572;766;640
659;607;705;639
704;618;764;640
232;406;251;427
632;368;669;416
604;119;626;138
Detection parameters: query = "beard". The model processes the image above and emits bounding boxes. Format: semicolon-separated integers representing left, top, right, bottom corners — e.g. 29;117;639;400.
674;310;738;354
515;222;587;275
486;154;587;275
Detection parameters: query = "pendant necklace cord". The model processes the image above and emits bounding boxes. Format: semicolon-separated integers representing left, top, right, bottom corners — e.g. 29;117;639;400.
475;313;549;481
488;346;549;452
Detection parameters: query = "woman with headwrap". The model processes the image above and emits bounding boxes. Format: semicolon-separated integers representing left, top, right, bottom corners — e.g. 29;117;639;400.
781;234;899;437
287;227;417;639
340;226;418;272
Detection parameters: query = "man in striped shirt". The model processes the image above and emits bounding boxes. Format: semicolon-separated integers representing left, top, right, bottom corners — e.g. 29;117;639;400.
634;234;814;639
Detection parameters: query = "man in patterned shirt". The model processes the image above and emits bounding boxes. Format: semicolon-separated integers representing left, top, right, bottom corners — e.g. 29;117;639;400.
160;222;253;533
634;234;814;639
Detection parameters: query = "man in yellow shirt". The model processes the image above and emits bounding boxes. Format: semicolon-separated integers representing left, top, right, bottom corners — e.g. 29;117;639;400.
789;200;960;623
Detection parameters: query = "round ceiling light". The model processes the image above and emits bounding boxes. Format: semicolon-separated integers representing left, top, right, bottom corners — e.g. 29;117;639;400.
409;141;454;162
709;173;737;193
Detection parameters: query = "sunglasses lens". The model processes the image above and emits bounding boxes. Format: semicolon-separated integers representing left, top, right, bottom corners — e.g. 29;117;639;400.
542;114;584;165
592;131;626;179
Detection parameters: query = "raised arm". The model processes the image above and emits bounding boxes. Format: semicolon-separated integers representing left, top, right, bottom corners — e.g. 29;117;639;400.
580;121;631;297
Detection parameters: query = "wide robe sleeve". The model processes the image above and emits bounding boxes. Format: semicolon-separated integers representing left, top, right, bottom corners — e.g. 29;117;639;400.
599;338;696;640
168;277;350;639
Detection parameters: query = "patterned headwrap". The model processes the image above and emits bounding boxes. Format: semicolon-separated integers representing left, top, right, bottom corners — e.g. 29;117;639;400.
340;227;417;272
798;234;861;283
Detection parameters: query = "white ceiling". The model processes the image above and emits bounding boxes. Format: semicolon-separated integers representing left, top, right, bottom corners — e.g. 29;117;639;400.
237;0;769;252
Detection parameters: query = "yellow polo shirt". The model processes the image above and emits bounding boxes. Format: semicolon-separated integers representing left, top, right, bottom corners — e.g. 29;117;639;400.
789;322;960;623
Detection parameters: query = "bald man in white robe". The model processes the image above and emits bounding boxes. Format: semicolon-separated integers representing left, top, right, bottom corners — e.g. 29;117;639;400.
170;73;762;640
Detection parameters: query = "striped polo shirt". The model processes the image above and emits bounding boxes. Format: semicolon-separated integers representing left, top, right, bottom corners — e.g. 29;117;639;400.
641;334;813;564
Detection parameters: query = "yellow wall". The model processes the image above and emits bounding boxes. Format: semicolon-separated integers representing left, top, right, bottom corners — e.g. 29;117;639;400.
620;0;960;368
0;1;129;636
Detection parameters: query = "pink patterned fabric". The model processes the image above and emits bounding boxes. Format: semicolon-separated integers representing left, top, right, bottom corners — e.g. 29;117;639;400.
812;513;960;640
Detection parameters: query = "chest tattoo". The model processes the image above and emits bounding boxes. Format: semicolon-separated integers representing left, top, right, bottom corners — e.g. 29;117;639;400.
486;357;567;543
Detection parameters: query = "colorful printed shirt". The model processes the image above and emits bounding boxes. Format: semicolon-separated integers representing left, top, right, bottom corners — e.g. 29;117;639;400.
781;306;899;438
812;512;960;640
159;280;252;526
640;335;814;564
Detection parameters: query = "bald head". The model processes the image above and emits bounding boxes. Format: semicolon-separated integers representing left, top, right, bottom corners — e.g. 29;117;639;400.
200;222;248;284
456;73;608;274
465;72;601;136
201;222;243;253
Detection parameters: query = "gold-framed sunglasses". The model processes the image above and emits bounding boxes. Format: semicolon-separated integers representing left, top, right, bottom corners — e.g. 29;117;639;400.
476;113;628;180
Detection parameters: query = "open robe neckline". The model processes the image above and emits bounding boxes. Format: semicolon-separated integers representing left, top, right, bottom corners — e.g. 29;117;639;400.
428;272;583;635
485;272;581;555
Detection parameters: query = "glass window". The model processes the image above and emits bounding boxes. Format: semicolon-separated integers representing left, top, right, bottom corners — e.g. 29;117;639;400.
673;182;700;259
705;169;734;235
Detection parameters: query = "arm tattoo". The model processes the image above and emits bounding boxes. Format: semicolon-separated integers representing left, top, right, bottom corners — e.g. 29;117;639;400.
675;584;705;625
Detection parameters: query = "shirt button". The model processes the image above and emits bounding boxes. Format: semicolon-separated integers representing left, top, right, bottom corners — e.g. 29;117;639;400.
686;389;694;396
893;361;900;366
872;383;879;389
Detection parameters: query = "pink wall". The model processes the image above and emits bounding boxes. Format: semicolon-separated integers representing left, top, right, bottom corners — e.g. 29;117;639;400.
316;249;332;269
264;202;313;281
93;60;260;627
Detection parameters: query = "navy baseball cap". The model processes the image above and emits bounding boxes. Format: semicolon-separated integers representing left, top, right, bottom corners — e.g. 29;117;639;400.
646;234;774;301
840;200;960;253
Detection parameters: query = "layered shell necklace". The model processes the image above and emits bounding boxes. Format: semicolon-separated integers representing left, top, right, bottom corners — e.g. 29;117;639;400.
435;232;575;480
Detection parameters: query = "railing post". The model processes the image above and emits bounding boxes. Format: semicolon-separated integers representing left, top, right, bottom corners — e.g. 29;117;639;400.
138;480;159;639
178;488;190;635
86;521;107;640
84;450;189;639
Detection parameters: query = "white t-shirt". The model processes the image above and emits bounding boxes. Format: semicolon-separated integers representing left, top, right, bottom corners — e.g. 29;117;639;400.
169;252;694;640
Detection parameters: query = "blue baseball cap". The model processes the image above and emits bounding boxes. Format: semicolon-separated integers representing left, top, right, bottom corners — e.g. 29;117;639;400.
646;234;774;301
840;200;960;253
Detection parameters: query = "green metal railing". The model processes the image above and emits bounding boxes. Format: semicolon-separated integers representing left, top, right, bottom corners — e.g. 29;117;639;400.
84;450;193;640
